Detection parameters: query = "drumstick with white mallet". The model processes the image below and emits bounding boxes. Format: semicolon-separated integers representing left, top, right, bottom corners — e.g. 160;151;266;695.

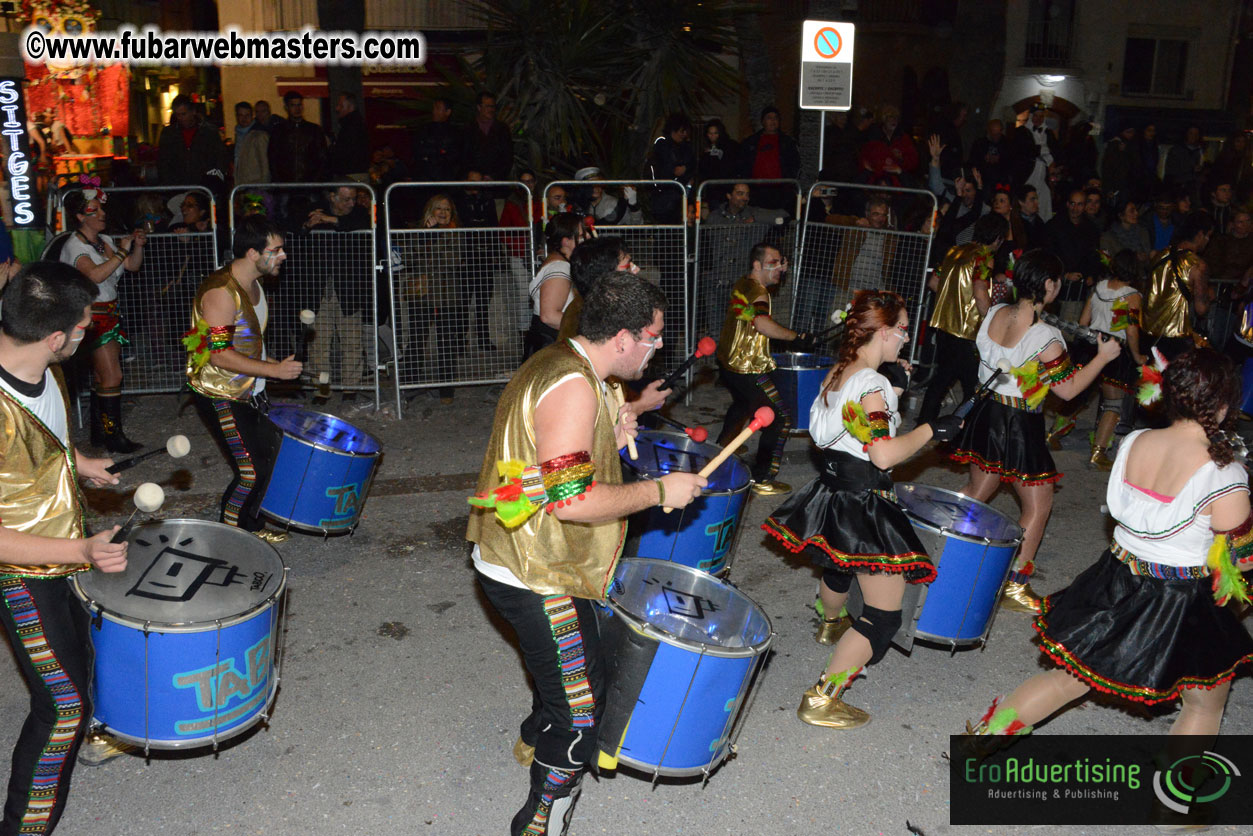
106;434;190;474
110;482;165;544
663;406;775;514
953;359;1012;419
296;309;315;363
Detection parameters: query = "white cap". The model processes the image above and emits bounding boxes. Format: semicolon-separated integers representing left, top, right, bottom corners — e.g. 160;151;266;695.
574;167;601;181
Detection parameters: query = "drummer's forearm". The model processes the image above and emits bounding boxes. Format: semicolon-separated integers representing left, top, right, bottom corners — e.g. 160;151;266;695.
752;316;795;342
209;350;278;379
549;480;661;524
0;526;86;566
866;427;933;470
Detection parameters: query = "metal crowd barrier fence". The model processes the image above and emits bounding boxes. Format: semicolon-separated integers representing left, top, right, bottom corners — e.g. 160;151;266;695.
51;185;222;396
693;179;802;346
791;182;938;364
543;179;689;371
385;181;536;418
228;182;382;409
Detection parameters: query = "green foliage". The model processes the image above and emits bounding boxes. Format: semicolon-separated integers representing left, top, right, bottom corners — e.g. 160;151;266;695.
466;0;750;178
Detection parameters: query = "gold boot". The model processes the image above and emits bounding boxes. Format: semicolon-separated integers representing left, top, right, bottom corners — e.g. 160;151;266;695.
77;732;137;767
1088;443;1114;471
750;479;791;496
797;667;870;729
815;615;852;646
1046;416;1075;450
512;736;535;767
1000;580;1043;613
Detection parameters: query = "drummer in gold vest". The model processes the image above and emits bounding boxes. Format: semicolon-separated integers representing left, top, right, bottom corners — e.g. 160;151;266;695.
0;262;130;834
917;214;1007;424
467;271;704;836
185;216;302;544
716;242;810;496
1142;212;1214;360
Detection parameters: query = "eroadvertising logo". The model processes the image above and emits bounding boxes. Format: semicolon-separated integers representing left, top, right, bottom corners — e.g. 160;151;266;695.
949;735;1251;827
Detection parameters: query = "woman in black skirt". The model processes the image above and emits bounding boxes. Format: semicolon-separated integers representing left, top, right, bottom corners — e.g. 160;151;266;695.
763;290;963;729
949;250;1121;612
966;349;1253;744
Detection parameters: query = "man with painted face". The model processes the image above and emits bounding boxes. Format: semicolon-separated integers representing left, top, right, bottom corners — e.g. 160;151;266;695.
186;216;302;544
467;270;705;836
0;261;129;834
716;242;809;495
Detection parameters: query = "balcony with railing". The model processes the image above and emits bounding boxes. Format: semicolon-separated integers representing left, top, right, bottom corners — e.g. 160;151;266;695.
1023;2;1074;68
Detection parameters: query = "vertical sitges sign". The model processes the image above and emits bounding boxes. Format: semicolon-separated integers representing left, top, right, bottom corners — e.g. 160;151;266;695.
798;20;855;111
0;78;34;227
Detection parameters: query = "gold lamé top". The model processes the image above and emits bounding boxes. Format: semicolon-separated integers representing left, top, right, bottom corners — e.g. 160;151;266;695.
0;381;87;578
717;275;776;374
465;341;626;599
1143;251;1202;339
930;243;991;340
187;266;266;401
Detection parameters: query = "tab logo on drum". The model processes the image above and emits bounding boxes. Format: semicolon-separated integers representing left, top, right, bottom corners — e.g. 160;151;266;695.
705;515;738;558
127;536;253;602
172;636;271;735
323;482;362;522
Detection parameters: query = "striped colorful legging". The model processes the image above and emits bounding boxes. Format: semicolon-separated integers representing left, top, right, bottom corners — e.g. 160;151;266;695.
194;394;279;532
0;575;91;835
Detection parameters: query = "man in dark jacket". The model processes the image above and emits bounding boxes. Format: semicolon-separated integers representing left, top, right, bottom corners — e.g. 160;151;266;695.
464;92;513;182
967;119;1013;191
328;93;369;181
1045;189;1100;321
157;94;227;189
412;98;462;182
269;92;327;184
738;106;800;211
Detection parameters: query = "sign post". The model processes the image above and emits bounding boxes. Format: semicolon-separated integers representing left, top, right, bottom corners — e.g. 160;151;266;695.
799;19;855;175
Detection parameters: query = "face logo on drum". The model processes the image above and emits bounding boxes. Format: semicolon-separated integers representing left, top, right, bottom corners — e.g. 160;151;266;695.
643;577;719;620
127;536;246;603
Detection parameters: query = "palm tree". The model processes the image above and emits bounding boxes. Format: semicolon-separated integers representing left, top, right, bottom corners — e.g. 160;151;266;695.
467;0;749;177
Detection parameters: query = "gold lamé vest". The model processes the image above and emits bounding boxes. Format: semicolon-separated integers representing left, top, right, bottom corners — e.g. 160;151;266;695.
717;275;776;374
1143;251;1202;338
187;266;266;400
930;242;990;340
465;342;626;599
557;290;583;343
0;372;87;578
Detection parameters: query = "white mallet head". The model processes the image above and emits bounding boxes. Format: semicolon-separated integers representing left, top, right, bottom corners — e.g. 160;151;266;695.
995;359;1012;374
318;372;330;385
165;434;191;459
133;482;166;513
300;309;316;326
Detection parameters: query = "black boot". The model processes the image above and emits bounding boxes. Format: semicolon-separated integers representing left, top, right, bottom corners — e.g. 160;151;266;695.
99;394;143;454
510;762;582;836
89;392;106;447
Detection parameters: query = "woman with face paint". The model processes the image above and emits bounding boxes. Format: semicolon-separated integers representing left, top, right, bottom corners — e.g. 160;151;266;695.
764;290;963;729
60;187;146;453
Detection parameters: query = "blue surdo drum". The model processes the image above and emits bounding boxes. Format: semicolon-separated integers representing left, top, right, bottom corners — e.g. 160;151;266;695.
596;558;773;779
71;520;286;750
848;484;1023;651
771;352;834;434
261;405;382;535
621;430;750;576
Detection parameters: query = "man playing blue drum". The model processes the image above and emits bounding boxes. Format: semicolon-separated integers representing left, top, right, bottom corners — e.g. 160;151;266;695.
185;216;302;544
0;262;129;834
467;270;705;836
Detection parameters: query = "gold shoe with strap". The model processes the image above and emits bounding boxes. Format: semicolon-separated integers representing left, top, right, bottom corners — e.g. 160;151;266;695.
252;529;290;545
1088;443;1115;471
512;736;535;767
797;667;870;729
77;733;137;767
1000;580;1042;613
814;615;852;646
750;480;792;497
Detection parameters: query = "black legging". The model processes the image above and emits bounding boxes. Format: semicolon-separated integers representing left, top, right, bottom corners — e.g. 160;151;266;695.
717;367;792;481
918;330;979;424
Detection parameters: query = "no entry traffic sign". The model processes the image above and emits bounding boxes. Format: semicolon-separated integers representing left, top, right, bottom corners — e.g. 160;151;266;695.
799;20;854;111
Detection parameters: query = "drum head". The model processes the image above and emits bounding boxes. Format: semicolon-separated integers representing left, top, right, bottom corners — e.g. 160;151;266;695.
269;404;381;455
608;558;771;654
894;483;1023;544
74;519;285;626
624;430;749;493
771;352;833;370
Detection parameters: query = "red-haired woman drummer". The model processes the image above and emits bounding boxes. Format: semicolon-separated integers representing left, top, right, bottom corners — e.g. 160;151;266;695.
949;250;1120;612
965;349;1253;746
763;290;963;728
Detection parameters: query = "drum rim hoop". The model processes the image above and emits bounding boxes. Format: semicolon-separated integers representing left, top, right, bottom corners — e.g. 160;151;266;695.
894;482;1025;543
606;557;774;657
627;430;751;494
69;572;286;632
268;404;383;456
771;351;834;371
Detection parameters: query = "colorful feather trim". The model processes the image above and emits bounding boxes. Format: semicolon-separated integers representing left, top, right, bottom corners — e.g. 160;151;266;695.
1207;528;1252;607
730;291;760;323
971;695;1032;737
841;400;873;444
182;321;211;372
467;459;547;528
1011;360;1049;409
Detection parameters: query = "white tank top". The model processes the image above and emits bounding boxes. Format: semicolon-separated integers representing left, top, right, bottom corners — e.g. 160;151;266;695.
809;367;899;458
